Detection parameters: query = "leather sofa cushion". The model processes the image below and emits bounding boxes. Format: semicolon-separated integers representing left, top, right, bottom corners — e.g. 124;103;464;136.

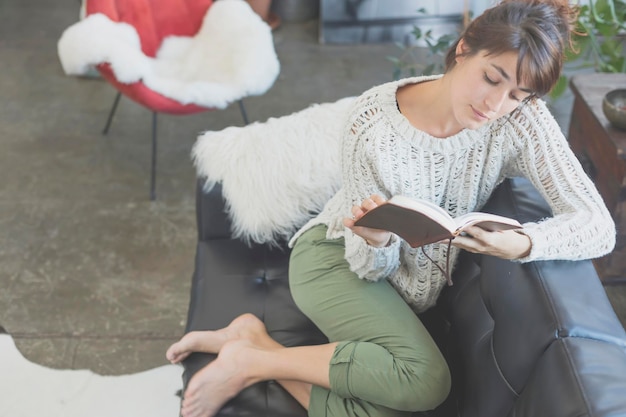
183;182;327;416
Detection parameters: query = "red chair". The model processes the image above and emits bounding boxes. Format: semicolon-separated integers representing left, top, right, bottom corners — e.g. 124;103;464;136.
61;0;279;199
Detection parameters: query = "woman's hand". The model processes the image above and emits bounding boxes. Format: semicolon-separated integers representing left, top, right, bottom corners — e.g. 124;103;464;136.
343;194;392;248
451;225;531;260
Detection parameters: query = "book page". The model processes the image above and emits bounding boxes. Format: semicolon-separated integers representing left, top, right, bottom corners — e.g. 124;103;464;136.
454;212;522;233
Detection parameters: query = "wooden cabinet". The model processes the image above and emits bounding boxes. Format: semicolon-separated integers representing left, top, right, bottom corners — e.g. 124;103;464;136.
568;73;626;281
568;73;626;217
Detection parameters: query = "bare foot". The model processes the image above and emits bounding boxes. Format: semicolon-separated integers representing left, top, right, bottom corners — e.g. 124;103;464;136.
166;331;219;364
166;313;272;364
180;339;261;417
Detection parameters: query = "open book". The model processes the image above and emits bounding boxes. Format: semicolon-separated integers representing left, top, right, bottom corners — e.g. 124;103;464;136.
354;195;523;248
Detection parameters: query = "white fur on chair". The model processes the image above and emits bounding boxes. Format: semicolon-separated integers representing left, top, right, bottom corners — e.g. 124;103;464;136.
192;97;355;245
57;0;280;109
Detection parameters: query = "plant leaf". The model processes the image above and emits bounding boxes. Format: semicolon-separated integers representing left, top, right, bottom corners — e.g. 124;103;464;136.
549;75;569;99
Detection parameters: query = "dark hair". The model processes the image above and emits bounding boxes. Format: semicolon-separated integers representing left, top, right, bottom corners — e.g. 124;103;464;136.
444;0;579;97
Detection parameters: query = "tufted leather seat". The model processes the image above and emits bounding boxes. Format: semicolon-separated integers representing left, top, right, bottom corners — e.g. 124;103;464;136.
182;182;327;416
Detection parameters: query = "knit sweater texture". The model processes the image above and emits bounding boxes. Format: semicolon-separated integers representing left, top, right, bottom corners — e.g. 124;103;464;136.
290;76;616;313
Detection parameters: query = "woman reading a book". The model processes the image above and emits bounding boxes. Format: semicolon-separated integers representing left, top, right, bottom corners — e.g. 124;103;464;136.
166;1;616;416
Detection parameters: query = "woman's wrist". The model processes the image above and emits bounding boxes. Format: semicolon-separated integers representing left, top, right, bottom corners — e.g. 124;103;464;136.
366;235;392;248
514;231;532;259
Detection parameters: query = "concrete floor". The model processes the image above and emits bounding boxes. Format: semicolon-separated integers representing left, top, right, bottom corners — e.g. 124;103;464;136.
1;0;624;376
0;0;407;375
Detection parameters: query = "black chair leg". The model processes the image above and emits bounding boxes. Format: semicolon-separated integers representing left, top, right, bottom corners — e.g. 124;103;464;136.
150;112;158;201
102;92;122;135
100;92;158;200
238;99;250;125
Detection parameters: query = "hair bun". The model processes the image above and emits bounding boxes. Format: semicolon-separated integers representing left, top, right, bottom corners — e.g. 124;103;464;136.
500;0;580;50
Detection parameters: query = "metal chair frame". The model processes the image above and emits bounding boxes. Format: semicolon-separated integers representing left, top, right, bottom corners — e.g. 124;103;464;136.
101;92;249;200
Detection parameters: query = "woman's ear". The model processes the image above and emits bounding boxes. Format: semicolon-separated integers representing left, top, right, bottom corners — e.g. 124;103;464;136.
455;38;468;63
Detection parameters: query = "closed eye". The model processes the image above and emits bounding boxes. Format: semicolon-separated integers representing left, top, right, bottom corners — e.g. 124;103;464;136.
483;73;497;85
485;73;522;101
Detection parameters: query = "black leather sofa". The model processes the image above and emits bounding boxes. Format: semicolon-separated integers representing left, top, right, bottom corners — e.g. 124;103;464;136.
181;174;626;417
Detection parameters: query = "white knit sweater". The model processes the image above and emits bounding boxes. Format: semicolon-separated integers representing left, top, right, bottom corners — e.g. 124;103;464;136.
291;76;616;313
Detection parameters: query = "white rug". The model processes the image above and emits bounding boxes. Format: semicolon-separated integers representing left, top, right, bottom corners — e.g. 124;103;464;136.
0;332;183;417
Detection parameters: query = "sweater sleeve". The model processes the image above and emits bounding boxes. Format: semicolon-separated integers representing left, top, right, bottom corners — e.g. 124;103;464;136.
507;99;616;262
339;92;403;282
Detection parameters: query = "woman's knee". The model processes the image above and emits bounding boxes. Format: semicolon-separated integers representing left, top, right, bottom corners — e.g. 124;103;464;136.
394;355;452;412
332;341;451;412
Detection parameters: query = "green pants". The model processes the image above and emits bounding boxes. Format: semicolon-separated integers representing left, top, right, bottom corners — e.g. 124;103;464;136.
289;225;451;417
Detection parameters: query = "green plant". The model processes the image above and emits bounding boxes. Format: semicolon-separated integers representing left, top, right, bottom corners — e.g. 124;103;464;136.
551;0;626;98
387;8;461;80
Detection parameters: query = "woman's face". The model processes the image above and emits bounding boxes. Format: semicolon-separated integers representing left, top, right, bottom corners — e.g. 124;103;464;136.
450;45;533;130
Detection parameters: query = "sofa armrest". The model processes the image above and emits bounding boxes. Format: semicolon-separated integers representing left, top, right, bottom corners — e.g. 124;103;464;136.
442;178;626;417
508;337;626;417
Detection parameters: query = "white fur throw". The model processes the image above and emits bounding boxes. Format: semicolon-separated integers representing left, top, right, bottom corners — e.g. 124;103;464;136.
192;97;355;245
57;0;280;109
